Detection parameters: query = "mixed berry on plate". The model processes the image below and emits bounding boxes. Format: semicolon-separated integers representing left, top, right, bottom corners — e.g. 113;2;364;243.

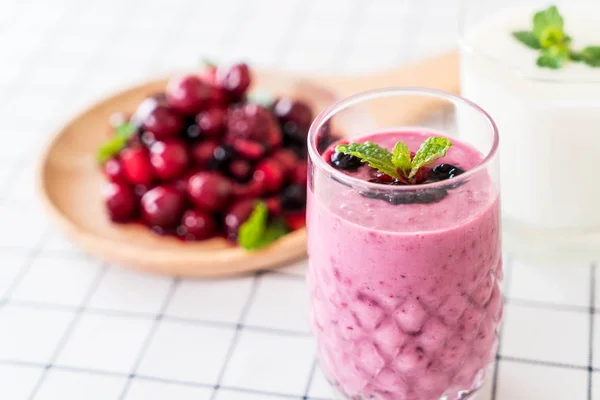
98;62;312;250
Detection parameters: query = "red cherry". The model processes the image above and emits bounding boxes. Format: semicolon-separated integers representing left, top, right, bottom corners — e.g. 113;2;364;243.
273;98;314;132
272;149;298;174
253;159;285;193
166;74;211;115
265;197;282;216
196;108;226;137
228;159;252;182
190;140;218;168
149;139;189;180
187;171;232;212
291;162;308;186
103;181;137;222
177;209;217;241
284;212;306;231
232;139;264;160
224;199;255;241
139;103;183;140
216;63;251;98
120;146;153;185
103;158;124;182
140;186;185;228
232;179;264;199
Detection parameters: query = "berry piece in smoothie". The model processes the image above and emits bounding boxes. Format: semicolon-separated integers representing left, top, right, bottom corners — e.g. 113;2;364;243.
330;150;364;171
429;163;465;181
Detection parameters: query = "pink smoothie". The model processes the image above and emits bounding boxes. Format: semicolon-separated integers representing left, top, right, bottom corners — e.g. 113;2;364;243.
307;130;502;400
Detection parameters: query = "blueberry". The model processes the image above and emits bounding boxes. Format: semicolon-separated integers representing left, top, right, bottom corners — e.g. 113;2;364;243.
330;151;364;171
280;184;307;211
281;121;307;146
209;145;235;170
429;163;464;182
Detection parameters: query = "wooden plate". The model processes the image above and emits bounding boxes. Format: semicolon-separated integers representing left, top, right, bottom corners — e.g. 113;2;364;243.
38;51;459;277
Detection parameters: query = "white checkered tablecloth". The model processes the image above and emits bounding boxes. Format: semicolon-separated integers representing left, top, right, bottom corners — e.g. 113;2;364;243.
0;0;597;399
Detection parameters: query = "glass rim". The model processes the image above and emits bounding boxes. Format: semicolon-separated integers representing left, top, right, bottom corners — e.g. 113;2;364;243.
307;86;500;192
457;0;600;84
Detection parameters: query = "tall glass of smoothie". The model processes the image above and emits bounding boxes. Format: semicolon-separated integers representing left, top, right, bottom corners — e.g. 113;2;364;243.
306;88;501;400
459;0;600;261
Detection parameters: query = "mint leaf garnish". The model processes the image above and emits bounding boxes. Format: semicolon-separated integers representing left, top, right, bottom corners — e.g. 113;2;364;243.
238;202;288;250
409;137;453;179
97;122;136;164
391;141;411;176
336;136;453;183
533;6;564;47
536;44;569;69
513;31;541;50
580;46;600;67
336;142;400;179
513;5;600;69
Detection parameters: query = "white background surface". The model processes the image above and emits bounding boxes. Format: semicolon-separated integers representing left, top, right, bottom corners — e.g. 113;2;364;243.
0;0;596;399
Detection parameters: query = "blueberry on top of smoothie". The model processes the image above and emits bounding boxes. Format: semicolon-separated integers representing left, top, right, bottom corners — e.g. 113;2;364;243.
330;150;364;171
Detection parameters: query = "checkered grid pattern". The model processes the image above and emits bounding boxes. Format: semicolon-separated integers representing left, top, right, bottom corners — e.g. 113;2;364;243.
0;0;596;398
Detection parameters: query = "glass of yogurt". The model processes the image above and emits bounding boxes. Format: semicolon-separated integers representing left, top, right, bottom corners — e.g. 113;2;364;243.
306;88;502;400
459;0;600;261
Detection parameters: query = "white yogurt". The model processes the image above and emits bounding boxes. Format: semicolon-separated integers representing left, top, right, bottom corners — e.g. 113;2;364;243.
460;5;600;232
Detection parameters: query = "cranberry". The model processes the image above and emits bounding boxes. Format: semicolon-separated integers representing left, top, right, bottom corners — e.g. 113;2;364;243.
139;103;183;140
280;184;306;211
207;85;228;108
103;158;124;182
196;108;226;137
228;159;252;182
412;167;430;185
216;63;251;98
140;186;185;228
173;171;195;194
273;98;313;132
224;198;255;241
187;171;232;212
120;146;153;185
225;104;282;151
284;212;306;231
232;139;264;160
291;162;308;186
190;140;218;168
166;74;210;115
103;181;137;222
149;139;189;180
272;149;297;174
253;159;285;193
133;184;151;199
177;209;217;241
265;197;282;216
371;172;395;184
232;179;264;199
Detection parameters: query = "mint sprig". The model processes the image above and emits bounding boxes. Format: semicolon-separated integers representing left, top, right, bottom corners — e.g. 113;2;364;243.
336;136;453;183
513;5;600;69
238;202;288;251
97;122;136;164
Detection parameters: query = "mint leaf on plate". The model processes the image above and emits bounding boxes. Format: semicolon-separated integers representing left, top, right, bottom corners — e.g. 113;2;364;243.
409;137;453;179
238;202;288;251
512;31;541;50
336;142;400;179
97;122;136;164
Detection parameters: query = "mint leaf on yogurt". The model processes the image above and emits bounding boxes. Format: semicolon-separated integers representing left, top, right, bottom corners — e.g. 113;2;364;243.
512;31;542;50
391;141;412;176
513;5;600;69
